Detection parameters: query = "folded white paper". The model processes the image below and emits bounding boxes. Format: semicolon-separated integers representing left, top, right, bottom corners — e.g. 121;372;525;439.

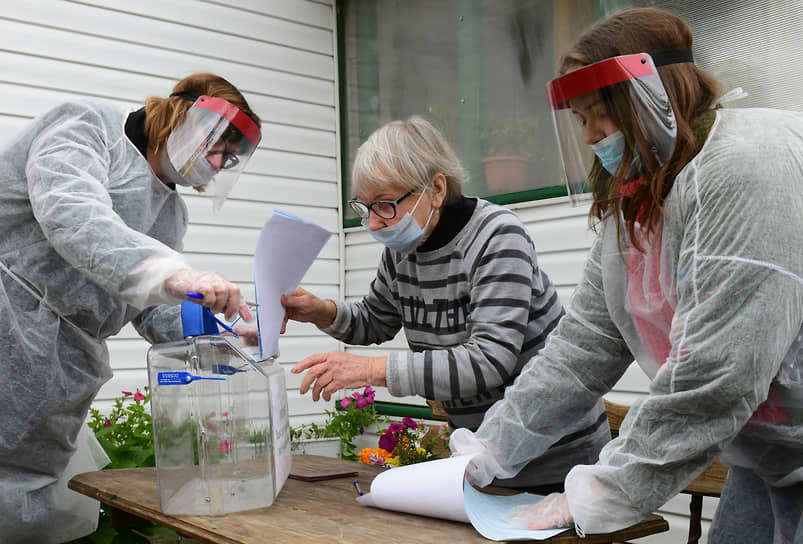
253;210;332;360
357;454;568;541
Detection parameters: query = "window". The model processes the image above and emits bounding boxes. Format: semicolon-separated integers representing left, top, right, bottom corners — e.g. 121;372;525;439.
338;0;803;225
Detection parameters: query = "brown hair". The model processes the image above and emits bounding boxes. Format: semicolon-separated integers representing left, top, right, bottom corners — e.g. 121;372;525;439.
143;73;261;157
560;8;720;250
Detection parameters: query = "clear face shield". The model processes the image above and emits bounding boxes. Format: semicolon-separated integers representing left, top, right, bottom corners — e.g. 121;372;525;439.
161;95;261;211
546;52;686;205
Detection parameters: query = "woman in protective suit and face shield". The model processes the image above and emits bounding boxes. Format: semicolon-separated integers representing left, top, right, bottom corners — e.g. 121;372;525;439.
450;8;802;542
0;72;261;542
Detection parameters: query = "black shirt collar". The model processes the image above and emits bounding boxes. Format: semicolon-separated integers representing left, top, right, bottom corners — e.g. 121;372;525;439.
417;196;477;252
125;107;175;190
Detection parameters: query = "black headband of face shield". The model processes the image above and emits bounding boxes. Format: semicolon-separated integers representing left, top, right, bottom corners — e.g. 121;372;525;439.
170;91;200;102
650;48;694;67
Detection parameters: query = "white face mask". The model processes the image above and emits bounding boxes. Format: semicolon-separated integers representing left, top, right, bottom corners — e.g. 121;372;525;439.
159;148;216;187
363;188;435;253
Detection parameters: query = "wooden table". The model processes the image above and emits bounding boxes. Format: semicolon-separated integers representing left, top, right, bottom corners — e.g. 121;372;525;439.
69;455;668;543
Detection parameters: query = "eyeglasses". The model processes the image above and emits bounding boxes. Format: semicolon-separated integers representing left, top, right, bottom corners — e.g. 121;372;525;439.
348;190;413;219
205;142;240;170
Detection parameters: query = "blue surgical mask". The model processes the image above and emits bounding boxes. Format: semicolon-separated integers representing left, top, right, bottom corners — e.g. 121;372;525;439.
364;189;435;253
590;131;643;178
591;131;626;175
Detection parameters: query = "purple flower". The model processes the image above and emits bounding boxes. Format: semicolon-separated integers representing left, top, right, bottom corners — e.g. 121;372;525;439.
387;423;405;434
359;427;365;435
340;397;352;409
402;417;418;430
355;396;370;409
379;432;398;452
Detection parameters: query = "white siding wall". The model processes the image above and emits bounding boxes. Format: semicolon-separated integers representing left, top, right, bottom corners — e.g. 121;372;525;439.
342;196;719;543
0;0;342;425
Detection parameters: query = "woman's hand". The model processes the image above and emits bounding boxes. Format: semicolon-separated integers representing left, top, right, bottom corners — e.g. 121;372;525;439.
504;492;573;530
280;287;337;332
291;351;386;401
164;268;250;321
233;325;259;346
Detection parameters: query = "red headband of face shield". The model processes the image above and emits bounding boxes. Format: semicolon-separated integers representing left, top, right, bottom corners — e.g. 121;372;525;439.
193;95;262;150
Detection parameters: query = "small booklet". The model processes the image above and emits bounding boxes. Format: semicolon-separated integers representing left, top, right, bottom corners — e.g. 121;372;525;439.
356;454;569;541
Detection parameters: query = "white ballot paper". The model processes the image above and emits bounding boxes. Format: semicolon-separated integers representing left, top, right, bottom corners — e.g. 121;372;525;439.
253;210;332;360
357;454;567;541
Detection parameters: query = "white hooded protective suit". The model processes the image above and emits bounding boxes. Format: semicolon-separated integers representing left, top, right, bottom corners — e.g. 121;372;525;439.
0;99;191;542
451;107;803;539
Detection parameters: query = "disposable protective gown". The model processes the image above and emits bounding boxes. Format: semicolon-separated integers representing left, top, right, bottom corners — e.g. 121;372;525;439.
451;107;803;538
0;99;191;542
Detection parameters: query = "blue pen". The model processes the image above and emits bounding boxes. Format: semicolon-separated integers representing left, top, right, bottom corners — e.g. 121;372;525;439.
185;292;259;308
353;479;363;496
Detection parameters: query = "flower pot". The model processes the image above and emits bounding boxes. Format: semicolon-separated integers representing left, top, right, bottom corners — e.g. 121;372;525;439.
482;155;528;193
292;437;342;458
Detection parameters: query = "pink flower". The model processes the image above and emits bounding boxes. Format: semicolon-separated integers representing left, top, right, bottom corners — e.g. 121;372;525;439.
352;392;360;399
402;417;418;430
133;392;146;402
103;419;111;428
218;440;232;454
205;421;219;431
222;412;229;418
368;452;389;466
122;391;132;397
340;397;352;409
356;396;370;409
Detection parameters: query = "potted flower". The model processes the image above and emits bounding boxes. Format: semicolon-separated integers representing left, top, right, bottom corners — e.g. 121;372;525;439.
480;114;539;193
290;386;381;461
359;417;450;468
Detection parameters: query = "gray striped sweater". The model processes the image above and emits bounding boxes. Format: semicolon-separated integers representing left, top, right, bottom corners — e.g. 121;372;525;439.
325;197;609;486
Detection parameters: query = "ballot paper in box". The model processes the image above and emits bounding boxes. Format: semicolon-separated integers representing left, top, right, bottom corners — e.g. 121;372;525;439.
147;210;331;516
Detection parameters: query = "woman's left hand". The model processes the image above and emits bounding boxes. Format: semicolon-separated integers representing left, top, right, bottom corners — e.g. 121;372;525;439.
233;325;259;346
504;492;573;530
291;351;386;401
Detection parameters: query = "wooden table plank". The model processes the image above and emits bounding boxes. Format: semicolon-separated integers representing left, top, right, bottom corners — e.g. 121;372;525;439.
69;455;668;543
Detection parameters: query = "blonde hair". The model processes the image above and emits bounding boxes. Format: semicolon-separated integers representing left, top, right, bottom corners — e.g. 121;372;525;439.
352;116;466;204
143;73;261;157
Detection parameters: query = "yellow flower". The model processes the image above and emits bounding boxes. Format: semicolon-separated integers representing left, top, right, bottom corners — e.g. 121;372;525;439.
385;456;400;467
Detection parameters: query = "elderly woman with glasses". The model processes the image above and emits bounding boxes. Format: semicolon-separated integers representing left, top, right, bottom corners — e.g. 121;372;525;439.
281;115;610;492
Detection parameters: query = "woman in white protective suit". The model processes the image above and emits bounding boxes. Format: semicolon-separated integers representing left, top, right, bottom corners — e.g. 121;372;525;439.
450;8;802;542
0;73;262;542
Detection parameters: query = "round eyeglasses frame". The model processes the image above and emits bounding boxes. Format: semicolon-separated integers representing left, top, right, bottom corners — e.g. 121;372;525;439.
348;190;413;220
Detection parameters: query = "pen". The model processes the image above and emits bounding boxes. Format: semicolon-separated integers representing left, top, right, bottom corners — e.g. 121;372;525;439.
353;479;363;496
185;292;259;308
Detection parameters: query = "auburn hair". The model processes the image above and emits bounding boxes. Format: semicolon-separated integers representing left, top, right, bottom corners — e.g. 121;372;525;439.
143;73;261;157
560;8;720;250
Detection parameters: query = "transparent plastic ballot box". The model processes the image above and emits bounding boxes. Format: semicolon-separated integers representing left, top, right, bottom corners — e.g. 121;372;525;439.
147;335;290;516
